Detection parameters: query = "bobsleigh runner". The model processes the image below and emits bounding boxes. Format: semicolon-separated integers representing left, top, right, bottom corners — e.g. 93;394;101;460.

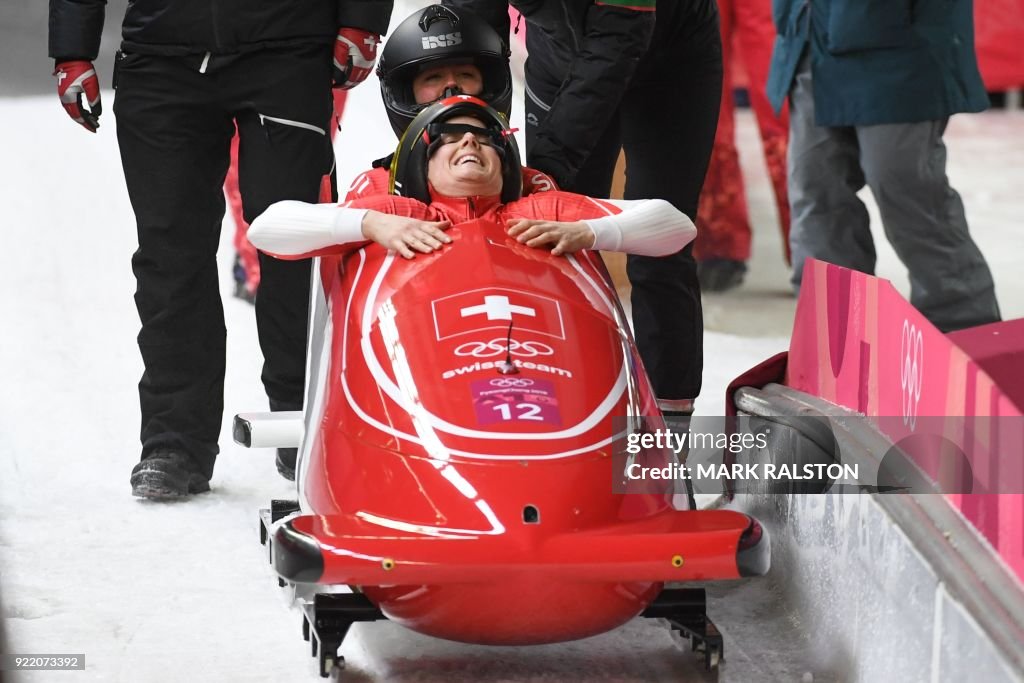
233;215;770;675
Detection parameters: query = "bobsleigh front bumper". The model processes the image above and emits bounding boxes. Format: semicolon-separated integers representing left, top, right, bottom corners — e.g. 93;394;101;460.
271;509;770;586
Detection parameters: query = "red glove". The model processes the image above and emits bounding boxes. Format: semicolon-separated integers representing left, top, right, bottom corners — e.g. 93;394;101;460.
55;60;102;132
333;28;380;90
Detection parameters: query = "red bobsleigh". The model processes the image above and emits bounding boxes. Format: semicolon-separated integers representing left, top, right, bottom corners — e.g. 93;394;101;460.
235;218;769;674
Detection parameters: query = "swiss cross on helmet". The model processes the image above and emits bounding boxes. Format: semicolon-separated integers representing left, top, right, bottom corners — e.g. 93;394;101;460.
377;5;512;137
389;95;523;204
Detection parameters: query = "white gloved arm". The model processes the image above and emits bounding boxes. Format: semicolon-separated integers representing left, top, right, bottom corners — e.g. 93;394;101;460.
583;198;696;256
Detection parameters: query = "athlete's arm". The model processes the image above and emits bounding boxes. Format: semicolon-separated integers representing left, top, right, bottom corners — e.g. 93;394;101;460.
248;201;370;258
582;198;695;256
506;193;694;257
249;198;449;259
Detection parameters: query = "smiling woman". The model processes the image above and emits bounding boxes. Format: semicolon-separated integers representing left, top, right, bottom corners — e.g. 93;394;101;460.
390;96;525;204
248;96;697;261
427;115;505;197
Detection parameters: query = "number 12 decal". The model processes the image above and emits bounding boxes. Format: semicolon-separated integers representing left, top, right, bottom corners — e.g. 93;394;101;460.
472;378;562;426
491;403;544;421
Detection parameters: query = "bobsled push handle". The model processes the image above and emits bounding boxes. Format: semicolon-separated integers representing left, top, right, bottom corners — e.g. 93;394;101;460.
233;411;304;449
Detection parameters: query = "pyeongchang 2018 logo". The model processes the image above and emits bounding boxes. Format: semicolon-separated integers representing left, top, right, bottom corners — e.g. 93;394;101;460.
900;320;924;430
422;32;462;49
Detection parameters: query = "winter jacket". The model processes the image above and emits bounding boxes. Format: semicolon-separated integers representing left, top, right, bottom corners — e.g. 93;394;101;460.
48;0;393;61
442;0;657;188
766;0;989;126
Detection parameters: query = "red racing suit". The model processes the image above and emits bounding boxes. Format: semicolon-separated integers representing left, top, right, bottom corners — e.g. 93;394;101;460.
271;190;630;260
344;165;557;202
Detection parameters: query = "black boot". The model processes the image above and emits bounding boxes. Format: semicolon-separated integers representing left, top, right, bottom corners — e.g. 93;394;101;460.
269;397;302;482
276;448;297;481
130;449;211;499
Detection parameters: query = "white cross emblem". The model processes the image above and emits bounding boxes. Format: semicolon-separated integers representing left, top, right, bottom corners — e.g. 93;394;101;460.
363;35;379;51
460;295;536;321
57;70;67;85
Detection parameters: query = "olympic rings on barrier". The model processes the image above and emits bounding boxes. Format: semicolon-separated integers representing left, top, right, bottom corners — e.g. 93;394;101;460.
900;320;924;430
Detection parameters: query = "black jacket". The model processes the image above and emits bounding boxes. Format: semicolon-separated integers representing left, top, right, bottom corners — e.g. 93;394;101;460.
49;0;393;60
443;0;656;188
442;1;720;188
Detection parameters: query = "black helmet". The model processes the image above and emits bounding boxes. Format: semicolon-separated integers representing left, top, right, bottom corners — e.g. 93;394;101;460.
377;5;512;137
389;95;522;204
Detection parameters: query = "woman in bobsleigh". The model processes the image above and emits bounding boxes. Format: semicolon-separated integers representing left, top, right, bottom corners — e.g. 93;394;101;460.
246;95;769;647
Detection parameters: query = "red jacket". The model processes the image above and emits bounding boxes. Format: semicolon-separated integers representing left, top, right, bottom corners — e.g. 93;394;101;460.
344;165;558;202
292;190;623;259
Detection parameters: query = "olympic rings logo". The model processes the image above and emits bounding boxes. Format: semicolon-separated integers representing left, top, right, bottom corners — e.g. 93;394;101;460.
489;378;535;388
900;320;924;430
454;339;555;358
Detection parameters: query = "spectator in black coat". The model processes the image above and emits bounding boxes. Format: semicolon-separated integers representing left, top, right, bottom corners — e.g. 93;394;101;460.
49;0;394;498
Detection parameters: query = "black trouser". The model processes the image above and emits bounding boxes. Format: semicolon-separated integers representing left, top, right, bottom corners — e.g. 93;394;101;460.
114;46;334;476
523;0;722;400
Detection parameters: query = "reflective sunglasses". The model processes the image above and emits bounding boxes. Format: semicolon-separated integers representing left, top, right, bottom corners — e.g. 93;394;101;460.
426;122;505;147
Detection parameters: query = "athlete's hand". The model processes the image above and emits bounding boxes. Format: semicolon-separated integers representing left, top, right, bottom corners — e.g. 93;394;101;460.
333;28;380;89
507;218;595;256
54;60;102;132
362;211;452;258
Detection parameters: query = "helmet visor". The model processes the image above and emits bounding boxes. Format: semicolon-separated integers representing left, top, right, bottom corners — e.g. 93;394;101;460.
381;57;513;137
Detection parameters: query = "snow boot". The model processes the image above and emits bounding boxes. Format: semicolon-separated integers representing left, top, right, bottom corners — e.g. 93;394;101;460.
130;449;211;499
276;448;297;482
269;397;302;482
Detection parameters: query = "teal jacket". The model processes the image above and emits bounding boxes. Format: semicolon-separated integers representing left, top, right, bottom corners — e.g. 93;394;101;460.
766;0;989;126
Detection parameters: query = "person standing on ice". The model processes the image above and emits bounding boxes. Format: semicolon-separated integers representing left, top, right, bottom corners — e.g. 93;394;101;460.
249;97;695;265
768;0;1001;331
343;4;557;202
48;0;394;499
694;0;791;293
441;0;724;421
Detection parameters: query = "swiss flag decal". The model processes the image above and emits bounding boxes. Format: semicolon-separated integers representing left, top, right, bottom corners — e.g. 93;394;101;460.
431;288;565;340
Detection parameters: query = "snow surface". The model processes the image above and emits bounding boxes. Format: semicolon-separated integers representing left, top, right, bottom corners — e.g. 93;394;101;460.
2;25;1022;681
